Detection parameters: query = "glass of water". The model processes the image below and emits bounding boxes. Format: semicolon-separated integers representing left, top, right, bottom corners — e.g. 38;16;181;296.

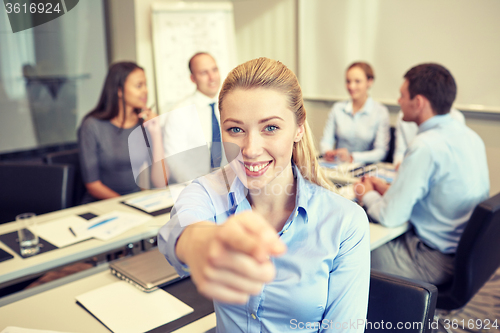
16;213;40;257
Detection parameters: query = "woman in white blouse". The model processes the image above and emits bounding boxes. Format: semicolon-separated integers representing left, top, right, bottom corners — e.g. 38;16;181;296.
320;62;389;164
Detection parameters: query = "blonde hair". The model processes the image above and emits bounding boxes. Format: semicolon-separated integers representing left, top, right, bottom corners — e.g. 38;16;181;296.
219;57;336;192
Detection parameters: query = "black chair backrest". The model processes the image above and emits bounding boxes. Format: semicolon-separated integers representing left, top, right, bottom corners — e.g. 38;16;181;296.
44;149;85;206
383;126;396;163
437;192;500;310
0;163;74;224
367;270;437;333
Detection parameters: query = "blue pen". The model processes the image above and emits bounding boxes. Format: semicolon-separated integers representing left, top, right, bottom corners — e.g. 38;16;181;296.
88;216;118;230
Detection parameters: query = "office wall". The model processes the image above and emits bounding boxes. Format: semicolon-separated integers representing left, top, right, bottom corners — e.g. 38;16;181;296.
0;0;107;152
299;0;500;113
107;0;137;63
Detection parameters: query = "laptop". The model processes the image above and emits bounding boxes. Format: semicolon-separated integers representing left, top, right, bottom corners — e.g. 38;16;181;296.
109;249;183;292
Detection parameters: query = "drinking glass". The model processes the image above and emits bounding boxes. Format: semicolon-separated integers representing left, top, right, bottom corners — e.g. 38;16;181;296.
16;213;39;257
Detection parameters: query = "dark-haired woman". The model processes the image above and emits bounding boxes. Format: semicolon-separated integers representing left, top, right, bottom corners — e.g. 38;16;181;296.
78;62;165;203
320;62;389;164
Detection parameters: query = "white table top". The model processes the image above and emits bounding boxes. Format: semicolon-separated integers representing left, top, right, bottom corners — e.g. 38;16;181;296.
0;189;170;288
0;266;216;333
0;221;408;333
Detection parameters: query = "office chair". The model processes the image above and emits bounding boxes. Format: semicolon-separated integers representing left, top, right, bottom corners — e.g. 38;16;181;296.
383;126;396;163
44;148;86;206
436;193;500;311
366;270;437;333
0;163;74;224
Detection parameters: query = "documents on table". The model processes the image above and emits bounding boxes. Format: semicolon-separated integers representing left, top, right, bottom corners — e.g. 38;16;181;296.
124;184;188;213
69;211;151;241
75;281;193;333
123;191;174;213
36;215;93;248
318;160;339;169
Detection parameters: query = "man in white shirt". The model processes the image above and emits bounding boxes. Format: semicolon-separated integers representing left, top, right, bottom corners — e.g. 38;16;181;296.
393;108;465;166
356;63;489;285
162;53;223;183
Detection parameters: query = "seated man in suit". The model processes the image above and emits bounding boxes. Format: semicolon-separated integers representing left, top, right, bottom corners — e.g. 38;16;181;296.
162;52;224;183
356;63;489;285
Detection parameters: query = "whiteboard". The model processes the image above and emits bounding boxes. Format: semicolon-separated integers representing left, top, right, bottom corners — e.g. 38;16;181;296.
151;2;237;113
299;0;500;113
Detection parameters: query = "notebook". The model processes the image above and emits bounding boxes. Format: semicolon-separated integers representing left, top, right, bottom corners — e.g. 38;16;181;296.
109;249;182;292
0;248;14;263
76;281;193;333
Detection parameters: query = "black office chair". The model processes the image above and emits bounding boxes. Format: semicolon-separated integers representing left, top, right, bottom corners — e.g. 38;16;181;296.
436;193;500;311
44;148;86;206
0;163;74;224
383;126;396;163
367;270;437;333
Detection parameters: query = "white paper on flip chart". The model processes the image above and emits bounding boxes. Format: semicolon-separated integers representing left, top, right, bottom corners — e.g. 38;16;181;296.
75;281;193;333
69;211;151;241
35;215;91;248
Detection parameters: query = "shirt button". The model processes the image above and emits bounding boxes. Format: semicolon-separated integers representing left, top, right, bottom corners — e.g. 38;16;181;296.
251;314;257;320
294;211;298;217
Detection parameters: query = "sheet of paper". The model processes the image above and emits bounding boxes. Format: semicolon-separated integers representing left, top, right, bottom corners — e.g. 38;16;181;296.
35;215;91;248
75;281;193;333
70;211;151;241
124;191;174;213
318;158;338;169
0;327;72;333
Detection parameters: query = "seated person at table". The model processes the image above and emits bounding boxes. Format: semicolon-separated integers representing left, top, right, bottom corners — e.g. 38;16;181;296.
78;62;165;204
356;63;489;285
320;62;389;164
161;52;223;184
393;107;465;167
159;58;370;332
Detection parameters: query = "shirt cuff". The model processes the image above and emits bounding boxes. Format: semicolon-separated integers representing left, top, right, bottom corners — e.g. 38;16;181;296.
351;151;361;163
157;221;192;278
363;190;382;209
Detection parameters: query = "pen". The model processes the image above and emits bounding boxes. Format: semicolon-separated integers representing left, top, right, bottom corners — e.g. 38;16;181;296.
67;216;118;237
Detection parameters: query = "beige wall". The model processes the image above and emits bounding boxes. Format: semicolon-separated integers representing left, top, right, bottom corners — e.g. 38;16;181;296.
107;0;137;63
233;0;297;72
305;100;500;196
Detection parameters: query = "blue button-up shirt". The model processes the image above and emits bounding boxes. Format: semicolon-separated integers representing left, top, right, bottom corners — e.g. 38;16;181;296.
319;97;390;164
158;164;370;332
364;114;490;253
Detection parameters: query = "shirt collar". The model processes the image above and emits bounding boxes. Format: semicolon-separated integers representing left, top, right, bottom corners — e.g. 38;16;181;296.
194;89;218;105
418;113;452;134
343;96;373;116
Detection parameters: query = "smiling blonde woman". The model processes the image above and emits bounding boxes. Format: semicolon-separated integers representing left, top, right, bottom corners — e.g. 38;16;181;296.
159;58;370;333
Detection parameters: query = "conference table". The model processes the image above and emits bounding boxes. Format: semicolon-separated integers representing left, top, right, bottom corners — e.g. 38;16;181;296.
0;189;171;290
0;221;409;333
0;162;409;332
